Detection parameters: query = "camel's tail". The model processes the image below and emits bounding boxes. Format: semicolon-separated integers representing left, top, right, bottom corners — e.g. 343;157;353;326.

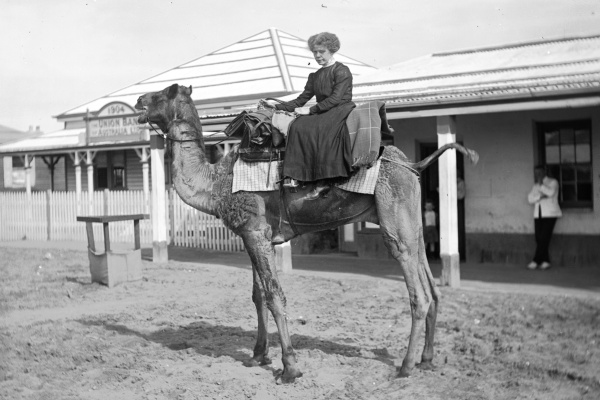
408;143;479;173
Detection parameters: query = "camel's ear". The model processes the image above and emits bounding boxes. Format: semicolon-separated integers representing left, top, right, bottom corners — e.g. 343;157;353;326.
188;85;193;95
167;83;179;99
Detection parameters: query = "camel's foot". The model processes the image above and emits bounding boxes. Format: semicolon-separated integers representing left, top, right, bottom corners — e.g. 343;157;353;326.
243;355;272;367
396;365;412;378
276;366;303;384
416;361;435;371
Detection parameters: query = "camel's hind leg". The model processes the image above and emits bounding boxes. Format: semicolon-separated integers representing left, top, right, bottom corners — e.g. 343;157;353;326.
243;266;272;367
417;236;441;370
376;189;435;377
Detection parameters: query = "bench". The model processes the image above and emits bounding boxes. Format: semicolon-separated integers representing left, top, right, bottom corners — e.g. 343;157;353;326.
77;214;149;287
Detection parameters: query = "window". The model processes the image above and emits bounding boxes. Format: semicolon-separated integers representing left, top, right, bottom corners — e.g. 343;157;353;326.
11;156;26;187
111;151;126;189
538;120;593;208
2;156;36;188
113;167;125;188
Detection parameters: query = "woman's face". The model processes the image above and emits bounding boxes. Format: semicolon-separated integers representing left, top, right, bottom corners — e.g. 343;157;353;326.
312;44;333;65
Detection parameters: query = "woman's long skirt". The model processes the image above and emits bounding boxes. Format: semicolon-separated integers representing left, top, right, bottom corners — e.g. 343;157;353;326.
283;102;354;182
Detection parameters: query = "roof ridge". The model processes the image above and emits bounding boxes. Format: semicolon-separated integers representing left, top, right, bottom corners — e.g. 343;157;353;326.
433;34;600;57
355;58;600;88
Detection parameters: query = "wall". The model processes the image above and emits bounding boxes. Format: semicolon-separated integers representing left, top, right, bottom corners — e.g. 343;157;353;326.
387;106;600;266
462;106;600;236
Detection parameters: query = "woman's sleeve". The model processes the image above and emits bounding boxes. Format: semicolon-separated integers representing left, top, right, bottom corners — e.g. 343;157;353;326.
313;64;352;113
539;179;558;198
528;185;541;204
275;74;315;112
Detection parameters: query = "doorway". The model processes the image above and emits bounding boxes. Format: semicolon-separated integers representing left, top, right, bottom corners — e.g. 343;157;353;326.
419;143;466;260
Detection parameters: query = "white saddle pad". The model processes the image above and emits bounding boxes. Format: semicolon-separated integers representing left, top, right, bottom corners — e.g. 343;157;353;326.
232;159;380;194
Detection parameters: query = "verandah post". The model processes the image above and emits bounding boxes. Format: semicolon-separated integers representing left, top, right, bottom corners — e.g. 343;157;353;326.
437;115;460;287
150;134;168;263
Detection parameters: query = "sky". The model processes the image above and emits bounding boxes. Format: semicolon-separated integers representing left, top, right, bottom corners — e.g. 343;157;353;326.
1;0;598;134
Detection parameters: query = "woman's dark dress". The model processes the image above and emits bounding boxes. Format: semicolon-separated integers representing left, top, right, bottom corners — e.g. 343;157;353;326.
275;62;355;182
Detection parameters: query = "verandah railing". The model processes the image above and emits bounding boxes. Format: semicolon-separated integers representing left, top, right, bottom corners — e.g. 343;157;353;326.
0;189;244;252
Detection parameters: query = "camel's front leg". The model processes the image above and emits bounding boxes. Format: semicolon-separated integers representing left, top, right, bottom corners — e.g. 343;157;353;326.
243;266;272;367
242;228;303;383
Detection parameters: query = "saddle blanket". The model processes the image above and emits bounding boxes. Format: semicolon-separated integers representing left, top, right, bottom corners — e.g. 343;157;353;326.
232;158;381;194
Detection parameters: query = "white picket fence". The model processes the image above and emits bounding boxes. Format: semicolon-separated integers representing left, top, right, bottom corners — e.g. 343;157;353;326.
0;189;244;252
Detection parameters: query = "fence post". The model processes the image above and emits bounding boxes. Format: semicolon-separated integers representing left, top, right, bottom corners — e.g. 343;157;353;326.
168;187;175;245
46;190;52;241
103;189;109;215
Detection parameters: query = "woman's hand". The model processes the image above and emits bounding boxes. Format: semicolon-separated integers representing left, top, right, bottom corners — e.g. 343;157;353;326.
294;107;311;115
260;99;278;108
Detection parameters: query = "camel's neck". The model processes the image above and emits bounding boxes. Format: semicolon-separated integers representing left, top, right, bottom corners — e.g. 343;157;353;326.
169;121;218;216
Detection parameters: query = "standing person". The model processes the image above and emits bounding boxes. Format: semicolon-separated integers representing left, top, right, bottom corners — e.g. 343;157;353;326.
269;32;355;200
527;165;562;270
423;200;438;260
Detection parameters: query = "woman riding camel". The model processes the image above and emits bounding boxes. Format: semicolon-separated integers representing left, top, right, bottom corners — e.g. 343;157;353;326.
269;32;355;200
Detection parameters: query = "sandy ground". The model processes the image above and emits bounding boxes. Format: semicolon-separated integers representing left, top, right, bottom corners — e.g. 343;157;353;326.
1;244;599;399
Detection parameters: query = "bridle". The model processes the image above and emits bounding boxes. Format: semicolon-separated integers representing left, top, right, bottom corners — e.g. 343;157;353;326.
146;120;226;145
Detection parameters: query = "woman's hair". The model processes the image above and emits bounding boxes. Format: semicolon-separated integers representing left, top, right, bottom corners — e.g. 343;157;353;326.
308;32;341;53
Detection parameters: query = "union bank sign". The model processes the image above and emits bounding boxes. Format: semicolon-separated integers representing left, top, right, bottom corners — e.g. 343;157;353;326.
87;102;148;144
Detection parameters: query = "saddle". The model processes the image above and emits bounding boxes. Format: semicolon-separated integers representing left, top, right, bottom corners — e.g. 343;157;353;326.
224;109;286;163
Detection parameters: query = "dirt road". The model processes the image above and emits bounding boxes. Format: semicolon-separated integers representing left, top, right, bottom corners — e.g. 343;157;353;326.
1;245;599;399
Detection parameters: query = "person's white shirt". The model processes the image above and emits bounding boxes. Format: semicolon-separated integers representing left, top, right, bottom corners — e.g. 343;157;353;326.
527;176;562;218
424;210;436;226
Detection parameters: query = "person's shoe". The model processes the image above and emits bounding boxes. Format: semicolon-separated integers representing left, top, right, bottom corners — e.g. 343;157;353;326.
271;232;285;245
527;261;538;270
305;184;330;201
539;262;551;270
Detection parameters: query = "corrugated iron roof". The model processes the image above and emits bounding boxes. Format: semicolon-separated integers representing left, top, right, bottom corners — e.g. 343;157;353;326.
57;28;377;119
353;34;600;107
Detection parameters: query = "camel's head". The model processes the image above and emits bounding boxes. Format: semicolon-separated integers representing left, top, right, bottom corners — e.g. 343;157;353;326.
135;83;194;129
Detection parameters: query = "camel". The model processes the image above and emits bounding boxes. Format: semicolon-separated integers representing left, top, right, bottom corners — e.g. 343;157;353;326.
135;83;478;383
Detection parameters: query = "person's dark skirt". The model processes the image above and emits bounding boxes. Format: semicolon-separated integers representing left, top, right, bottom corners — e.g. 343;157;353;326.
283;102;354;182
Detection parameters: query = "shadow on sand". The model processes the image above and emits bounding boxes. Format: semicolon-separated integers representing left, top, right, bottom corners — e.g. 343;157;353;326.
78;317;396;372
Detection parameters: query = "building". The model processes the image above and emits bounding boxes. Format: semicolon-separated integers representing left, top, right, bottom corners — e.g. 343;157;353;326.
345;34;600;266
1;31;599;266
0;125;42;191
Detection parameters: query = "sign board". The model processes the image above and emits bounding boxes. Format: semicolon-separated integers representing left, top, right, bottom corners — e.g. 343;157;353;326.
87;102;148;144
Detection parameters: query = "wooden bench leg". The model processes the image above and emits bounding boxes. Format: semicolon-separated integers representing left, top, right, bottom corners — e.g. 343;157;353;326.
86;222;96;252
134;219;141;250
103;222;110;252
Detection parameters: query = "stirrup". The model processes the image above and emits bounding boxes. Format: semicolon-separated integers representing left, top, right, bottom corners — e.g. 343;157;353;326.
283;178;299;188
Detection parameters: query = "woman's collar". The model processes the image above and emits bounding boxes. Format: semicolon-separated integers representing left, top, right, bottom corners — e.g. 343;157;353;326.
321;57;337;68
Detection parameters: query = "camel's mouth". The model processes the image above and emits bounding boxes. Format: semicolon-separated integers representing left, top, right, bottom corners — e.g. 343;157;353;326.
137;107;148;124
